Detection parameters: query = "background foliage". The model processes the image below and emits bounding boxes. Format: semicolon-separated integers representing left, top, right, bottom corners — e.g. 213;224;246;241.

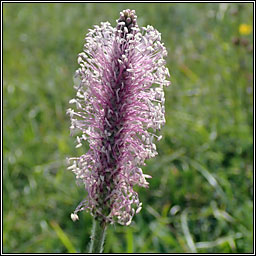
3;3;253;253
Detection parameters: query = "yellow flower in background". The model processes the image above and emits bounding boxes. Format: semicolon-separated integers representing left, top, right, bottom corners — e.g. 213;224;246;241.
239;24;252;35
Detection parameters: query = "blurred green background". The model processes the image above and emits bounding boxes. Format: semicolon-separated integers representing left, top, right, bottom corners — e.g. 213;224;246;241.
3;3;253;253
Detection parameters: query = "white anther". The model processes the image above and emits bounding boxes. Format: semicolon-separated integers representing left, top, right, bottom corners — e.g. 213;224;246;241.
71;213;79;222
136;207;142;214
76;143;82;148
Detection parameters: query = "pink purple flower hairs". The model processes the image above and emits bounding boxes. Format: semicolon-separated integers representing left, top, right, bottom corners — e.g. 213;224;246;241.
67;9;170;226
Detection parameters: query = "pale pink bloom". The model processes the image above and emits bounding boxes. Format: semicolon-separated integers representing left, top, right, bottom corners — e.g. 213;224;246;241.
67;9;170;225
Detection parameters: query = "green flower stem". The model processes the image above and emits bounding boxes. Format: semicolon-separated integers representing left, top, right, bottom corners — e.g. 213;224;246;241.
89;218;107;253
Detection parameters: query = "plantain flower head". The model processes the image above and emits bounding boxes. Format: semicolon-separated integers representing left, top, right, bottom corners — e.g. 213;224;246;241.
67;9;170;225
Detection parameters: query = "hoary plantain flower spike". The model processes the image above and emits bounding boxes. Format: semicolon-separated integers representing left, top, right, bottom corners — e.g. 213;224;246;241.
67;9;170;226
